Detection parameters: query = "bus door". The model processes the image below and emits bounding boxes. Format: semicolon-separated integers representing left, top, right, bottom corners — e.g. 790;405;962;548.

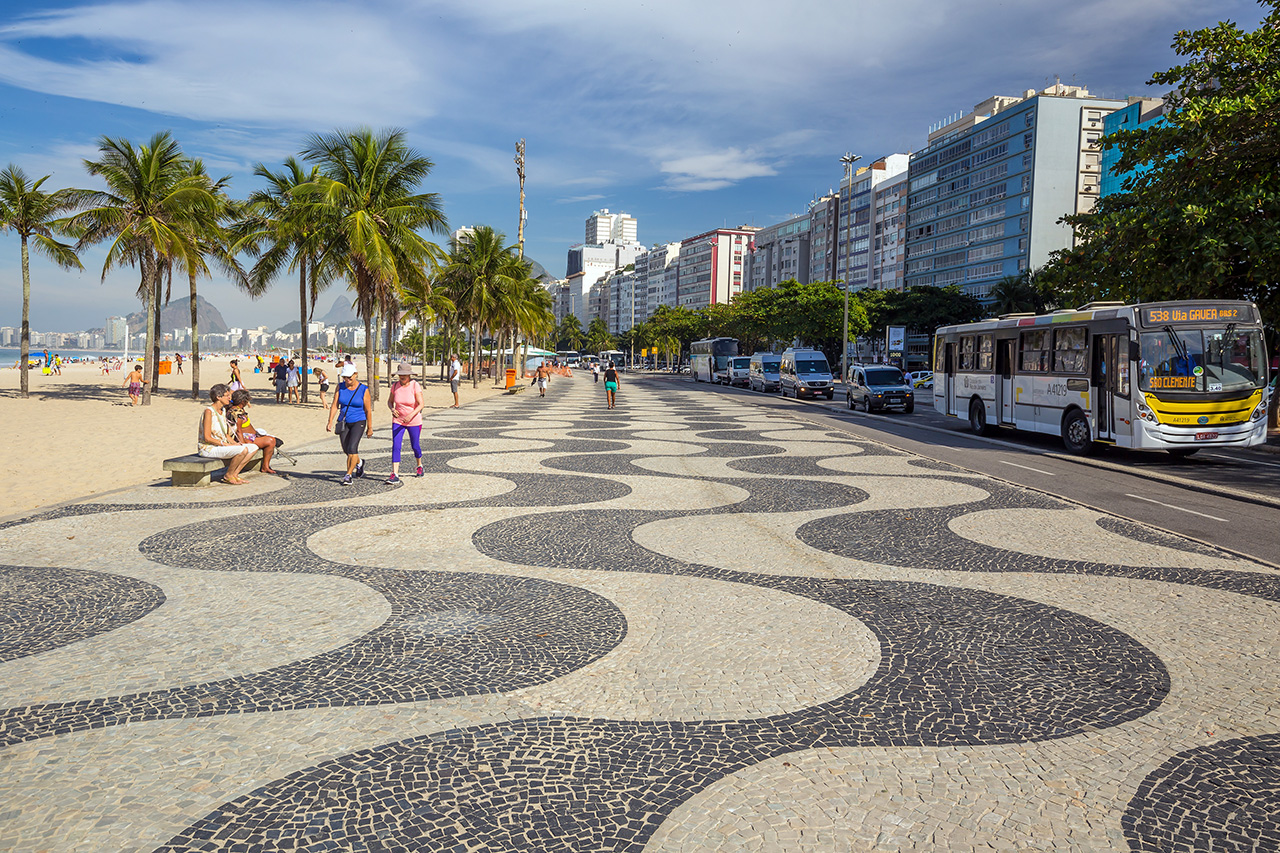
998;338;1015;424
943;343;957;415
1092;334;1123;442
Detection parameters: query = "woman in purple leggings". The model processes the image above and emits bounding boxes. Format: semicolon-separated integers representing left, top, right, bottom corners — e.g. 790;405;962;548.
386;363;424;484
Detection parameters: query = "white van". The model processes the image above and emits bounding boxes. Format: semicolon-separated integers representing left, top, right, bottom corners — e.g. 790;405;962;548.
748;352;782;392
779;348;834;400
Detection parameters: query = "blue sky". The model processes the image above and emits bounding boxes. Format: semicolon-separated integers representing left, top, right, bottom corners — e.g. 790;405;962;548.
0;0;1266;332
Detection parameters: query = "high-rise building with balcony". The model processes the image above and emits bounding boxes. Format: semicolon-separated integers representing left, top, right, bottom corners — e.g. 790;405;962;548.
676;227;758;309
904;83;1127;302
837;154;909;291
1100;96;1167;197
744;212;811;292
566;209;644;321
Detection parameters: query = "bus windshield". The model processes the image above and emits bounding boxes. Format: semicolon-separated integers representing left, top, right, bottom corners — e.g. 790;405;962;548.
796;359;829;375
1139;327;1266;393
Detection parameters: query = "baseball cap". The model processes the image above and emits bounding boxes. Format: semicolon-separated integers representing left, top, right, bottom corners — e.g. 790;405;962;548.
340;364;358;378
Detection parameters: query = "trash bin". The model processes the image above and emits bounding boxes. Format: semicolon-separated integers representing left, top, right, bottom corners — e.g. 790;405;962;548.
159;360;172;375
505;368;516;388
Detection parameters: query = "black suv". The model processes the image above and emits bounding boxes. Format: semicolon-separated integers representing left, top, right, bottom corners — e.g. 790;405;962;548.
846;364;915;413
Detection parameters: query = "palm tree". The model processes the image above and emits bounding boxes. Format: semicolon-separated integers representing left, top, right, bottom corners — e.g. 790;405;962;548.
991;273;1040;315
0;165;83;398
442;226;525;389
70;133;217;405
298;128;447;400
174;159;252;399
397;270;454;381
236;157;339;404
653;333;681;370
585;316;614;355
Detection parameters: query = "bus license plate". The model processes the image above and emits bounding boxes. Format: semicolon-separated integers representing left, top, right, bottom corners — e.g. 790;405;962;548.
1195;431;1218;440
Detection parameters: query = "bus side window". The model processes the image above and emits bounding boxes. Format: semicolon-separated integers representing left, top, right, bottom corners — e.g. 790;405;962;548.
1020;330;1049;373
977;335;993;372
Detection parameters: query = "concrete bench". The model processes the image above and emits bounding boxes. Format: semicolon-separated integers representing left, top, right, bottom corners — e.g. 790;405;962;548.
163;449;264;487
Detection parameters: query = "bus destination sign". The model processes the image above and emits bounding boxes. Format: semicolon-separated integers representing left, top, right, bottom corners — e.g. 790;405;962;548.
1141;303;1252;327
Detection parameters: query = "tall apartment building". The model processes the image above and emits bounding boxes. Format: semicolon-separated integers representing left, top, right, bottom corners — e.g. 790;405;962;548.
836;154;909;291
105;316;128;348
643;242;681;318
676;227;758;309
0;327;15;347
807;192;840;284
566;210;644;321
585;209;638;245
905;83;1127;301
744;212;811;292
1100;96;1167;197
870;171;908;291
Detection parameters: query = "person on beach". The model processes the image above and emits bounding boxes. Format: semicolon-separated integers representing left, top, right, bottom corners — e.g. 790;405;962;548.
256;355;265;373
174;352;184;374
313;366;329;408
592;362;599;383
52;354;62;375
198;383;257;485
327;364;372;485
449;353;461;408
228;389;279;474
229;359;244;392
386;363;424;483
534;362;551;397
286;359;300;404
122;363;146;406
603;361;620;409
273;358;289;403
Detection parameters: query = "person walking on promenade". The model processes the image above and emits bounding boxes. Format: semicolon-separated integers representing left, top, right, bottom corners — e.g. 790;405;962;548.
449;353;461;408
386;363;424;483
592;362;599;383
327;364;372;485
273;358;289;403
122;363;146;406
313;366;329;408
198;383;257;485
603;361;620;409
229;359;244;392
535;362;551;397
286;359;300;404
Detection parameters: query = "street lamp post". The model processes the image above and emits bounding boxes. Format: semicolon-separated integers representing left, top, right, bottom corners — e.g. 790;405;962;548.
838;152;861;383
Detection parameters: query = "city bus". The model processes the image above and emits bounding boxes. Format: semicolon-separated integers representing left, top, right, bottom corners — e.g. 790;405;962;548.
555;350;581;367
933;300;1269;455
690;337;739;383
599;349;625;369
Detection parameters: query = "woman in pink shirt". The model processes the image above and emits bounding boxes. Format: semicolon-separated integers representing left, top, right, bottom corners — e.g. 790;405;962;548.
386;363;424;483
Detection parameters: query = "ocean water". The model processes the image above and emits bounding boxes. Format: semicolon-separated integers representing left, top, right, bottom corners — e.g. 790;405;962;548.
0;348;132;363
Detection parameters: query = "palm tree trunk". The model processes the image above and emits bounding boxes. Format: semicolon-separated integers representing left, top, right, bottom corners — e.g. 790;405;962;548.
299;261;309;404
472;321;481;389
420;311;428;382
363;309;375;403
189;268;200;399
385;310;395;392
142;254;156;406
151;283;162;394
19;235;31;398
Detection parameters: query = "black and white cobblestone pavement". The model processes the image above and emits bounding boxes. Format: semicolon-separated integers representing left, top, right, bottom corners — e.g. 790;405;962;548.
1;374;1278;851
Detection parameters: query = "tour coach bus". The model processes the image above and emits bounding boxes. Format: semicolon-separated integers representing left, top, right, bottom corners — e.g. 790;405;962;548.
933;300;1270;455
690;337;739;383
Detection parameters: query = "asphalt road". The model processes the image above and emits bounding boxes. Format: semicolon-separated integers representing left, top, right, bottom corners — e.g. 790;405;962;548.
643;373;1280;567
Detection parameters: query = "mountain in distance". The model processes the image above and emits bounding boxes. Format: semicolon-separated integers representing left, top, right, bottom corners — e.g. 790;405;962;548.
527;258;555;284
127;295;229;335
318;293;357;326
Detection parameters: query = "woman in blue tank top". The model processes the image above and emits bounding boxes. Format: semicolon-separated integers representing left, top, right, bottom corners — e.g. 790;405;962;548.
326;364;373;485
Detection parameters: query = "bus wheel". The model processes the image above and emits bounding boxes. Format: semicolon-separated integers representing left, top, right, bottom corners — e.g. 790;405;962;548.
1167;448;1200;458
1062;410;1096;455
969;399;992;436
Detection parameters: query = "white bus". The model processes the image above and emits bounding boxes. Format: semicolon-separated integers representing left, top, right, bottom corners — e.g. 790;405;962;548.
555;350;581;367
690;337;738;383
934;300;1269;455
599;349;625;369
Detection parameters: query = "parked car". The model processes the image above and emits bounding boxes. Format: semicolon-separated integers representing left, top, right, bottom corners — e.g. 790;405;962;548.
748;352;782;392
907;370;934;389
847;364;915;413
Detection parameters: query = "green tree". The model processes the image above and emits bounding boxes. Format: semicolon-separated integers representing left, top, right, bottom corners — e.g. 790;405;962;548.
442;225;523;388
397;271;454;381
72;133;217;404
0;165;83;398
584;316;613;354
556;314;584;352
1041;1;1280;317
299;128;447;399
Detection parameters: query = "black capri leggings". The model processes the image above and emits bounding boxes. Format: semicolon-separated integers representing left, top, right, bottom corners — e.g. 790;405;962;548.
338;420;366;455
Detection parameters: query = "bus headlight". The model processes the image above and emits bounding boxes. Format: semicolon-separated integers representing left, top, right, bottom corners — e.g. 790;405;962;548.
1251;402;1267;421
1137;404;1157;423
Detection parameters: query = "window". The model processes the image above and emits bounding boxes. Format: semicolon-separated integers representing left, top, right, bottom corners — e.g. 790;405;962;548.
1025;112;1035;127
1024;132;1033;148
934;342;946;372
1053;327;1088;373
1020;329;1050;372
977;334;993;372
959;335;977;370
968;243;1004;263
1023;153;1033;169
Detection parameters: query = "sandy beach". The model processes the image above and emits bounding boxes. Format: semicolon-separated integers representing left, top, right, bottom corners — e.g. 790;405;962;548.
0;358;511;519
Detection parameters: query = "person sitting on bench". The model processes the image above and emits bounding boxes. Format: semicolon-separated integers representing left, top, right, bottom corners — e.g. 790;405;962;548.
198;384;258;485
229;389;279;474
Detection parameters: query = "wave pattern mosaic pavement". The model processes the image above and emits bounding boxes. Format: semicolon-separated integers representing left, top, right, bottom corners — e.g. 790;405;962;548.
1;375;1278;852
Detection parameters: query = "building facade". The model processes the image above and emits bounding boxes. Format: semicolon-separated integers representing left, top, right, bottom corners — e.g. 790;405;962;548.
1099;97;1167;197
643;242;681;318
745;212;811;292
904;84;1127;302
837;154;909;291
676;227;758;309
565;210;644;321
806;192;840;284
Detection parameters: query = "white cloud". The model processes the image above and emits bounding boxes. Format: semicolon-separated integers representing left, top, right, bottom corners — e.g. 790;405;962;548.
657;147;778;192
555;194;605;205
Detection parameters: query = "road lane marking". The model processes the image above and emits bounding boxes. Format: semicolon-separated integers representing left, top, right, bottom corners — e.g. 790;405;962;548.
1124;494;1227;522
1205;453;1280;470
999;460;1056;476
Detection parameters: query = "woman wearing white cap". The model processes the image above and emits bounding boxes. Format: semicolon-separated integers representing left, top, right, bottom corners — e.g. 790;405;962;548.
326;363;372;485
386;363;424;483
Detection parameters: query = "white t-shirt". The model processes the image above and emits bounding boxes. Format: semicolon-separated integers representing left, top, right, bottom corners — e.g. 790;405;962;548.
449;359;460;381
